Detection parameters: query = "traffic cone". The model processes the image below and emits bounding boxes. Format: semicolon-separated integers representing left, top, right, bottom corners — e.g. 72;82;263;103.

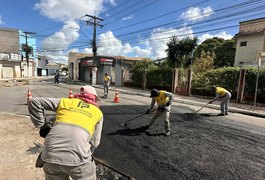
27;89;32;102
113;91;120;103
69;89;74;98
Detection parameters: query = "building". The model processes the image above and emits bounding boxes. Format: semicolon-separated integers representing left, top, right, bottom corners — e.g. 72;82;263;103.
68;52;145;86
0;28;36;78
234;17;265;67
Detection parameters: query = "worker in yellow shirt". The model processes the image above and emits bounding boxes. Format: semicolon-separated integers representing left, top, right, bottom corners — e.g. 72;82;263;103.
208;86;231;116
28;86;103;180
103;73;111;98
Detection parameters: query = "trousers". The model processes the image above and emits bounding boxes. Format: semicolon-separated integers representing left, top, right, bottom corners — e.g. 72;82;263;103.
43;161;96;180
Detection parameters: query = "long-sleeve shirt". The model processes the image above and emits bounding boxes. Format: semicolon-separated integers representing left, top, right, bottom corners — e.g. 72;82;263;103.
28;97;103;166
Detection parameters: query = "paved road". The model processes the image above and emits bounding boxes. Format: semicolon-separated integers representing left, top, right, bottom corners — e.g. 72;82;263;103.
1;81;265;179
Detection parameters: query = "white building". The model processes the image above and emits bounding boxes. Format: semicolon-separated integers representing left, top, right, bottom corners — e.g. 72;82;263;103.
234;17;265;67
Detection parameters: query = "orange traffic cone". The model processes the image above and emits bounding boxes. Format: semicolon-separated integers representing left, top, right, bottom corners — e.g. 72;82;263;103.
27;89;32;102
113;91;120;103
69;89;74;98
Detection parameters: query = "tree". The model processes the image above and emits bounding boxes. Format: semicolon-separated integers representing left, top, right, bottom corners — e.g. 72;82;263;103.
166;36;198;68
193;37;225;73
195;37;224;57
214;39;236;67
165;36;179;68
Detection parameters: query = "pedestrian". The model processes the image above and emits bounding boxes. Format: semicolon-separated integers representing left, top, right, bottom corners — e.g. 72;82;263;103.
103;73;111;98
143;89;174;136
208;86;231;116
28;85;103;180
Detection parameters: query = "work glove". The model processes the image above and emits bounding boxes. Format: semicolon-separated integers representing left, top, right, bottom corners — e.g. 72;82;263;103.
39;125;51;138
166;101;171;106
146;109;151;114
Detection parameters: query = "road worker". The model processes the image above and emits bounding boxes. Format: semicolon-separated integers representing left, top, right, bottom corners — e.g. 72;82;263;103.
208;86;231;116
28;85;103;180
144;89;174;136
103;73;111;98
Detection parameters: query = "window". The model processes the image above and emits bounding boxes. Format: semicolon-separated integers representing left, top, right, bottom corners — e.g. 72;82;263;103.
240;41;247;46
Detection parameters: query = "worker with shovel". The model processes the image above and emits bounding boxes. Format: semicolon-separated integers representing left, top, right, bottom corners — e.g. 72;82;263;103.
208;86;231;116
28;86;103;180
143;89;174;136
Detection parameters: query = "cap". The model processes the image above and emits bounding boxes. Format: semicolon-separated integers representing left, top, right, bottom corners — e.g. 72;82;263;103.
150;89;159;97
80;86;100;102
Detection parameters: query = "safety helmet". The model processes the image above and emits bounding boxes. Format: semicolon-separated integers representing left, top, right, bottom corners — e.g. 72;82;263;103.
80;86;100;101
150;89;159;97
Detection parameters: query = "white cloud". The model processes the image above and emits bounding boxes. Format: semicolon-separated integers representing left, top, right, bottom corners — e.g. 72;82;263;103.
41;21;80;51
97;31;132;56
146;26;194;59
181;6;213;21
122;14;134;21
198;31;233;43
105;0;116;6
34;0;104;21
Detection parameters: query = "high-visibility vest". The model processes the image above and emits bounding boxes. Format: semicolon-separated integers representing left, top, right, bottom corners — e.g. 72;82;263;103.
56;98;103;136
154;90;169;106
104;75;110;82
216;87;228;97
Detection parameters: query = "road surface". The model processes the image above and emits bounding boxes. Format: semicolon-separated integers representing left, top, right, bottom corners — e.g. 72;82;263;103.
0;80;265;180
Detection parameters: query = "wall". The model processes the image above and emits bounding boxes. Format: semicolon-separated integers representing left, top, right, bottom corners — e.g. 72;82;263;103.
235;34;264;66
0;28;19;53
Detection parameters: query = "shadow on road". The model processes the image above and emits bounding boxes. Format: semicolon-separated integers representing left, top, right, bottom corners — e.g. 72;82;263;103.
107;126;148;136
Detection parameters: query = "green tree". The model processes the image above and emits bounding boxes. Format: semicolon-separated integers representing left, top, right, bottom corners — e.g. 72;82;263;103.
214;39;236;67
166;36;198;68
165;36;179;68
193;37;225;73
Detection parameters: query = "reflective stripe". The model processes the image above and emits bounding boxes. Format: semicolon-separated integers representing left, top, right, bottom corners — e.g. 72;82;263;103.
154;91;169;106
216;87;228;97
55;98;103;136
104;75;110;82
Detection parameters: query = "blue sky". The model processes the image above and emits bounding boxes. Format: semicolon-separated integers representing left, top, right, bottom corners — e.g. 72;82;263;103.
1;0;265;64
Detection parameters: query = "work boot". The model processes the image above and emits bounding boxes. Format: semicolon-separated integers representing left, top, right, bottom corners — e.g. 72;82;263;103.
165;130;170;136
217;113;225;116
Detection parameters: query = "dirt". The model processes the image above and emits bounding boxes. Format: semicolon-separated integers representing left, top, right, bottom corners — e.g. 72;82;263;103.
0;113;131;180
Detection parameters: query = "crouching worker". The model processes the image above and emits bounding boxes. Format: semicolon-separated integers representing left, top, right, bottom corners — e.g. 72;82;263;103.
208;86;231;116
28;86;103;180
144;89;174;136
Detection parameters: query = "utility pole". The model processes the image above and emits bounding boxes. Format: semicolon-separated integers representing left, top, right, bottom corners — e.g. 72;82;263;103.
23;31;36;78
85;14;103;64
85;14;103;85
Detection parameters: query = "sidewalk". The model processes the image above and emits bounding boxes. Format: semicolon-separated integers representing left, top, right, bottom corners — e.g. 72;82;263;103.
93;85;265;118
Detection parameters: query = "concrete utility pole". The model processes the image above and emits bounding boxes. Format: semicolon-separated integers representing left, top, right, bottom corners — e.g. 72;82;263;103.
23;31;36;78
85;14;103;63
84;14;103;85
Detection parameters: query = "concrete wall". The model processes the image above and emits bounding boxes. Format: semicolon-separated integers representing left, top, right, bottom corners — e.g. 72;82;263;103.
234;34;265;66
0;28;19;53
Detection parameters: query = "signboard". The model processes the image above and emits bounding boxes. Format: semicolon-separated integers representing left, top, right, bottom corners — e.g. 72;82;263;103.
81;60;93;66
100;58;113;65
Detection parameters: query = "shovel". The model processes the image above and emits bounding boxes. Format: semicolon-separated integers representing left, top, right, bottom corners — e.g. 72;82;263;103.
120;113;147;128
120;109;157;128
195;102;209;113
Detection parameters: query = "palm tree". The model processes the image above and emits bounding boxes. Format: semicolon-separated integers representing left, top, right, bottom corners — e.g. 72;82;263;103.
166;36;198;68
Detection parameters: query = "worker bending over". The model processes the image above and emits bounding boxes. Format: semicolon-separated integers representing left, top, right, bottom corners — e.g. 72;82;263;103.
144;89;174;136
209;86;231;116
28;86;103;180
